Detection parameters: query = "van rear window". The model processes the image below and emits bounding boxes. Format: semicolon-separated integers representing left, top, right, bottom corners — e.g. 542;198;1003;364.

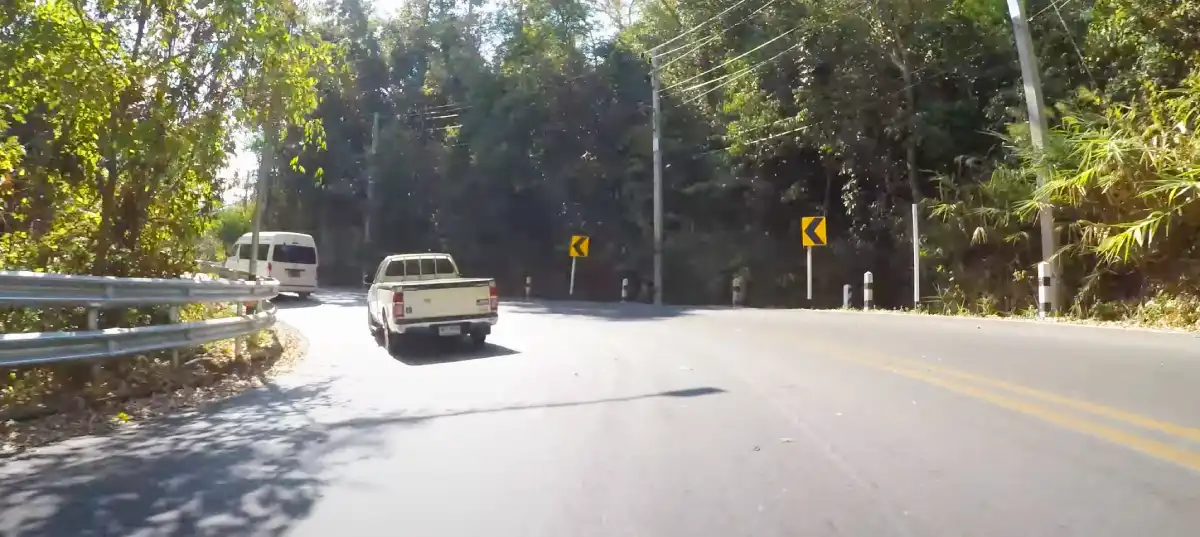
236;245;270;260
272;244;317;264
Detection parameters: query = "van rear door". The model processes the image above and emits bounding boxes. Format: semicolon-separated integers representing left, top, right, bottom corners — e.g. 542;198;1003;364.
224;242;270;279
270;242;318;291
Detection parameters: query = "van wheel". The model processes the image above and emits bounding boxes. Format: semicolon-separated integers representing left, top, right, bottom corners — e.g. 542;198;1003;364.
469;332;487;348
298;292;312;300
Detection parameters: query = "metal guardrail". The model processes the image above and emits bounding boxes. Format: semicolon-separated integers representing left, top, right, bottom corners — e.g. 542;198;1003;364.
0;262;279;368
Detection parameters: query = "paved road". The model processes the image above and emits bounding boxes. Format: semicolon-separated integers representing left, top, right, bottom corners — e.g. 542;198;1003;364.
3;291;1200;537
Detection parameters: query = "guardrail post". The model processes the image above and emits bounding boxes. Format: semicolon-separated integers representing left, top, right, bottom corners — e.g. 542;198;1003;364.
863;272;874;311
525;276;532;300
843;284;852;309
621;278;629;302
235;302;244;359
1037;261;1052;319
86;308;102;380
169;306;181;367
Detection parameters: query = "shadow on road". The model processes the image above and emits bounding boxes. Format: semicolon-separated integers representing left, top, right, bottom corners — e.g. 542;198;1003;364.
503;300;703;321
389;336;519;366
325;386;729;428
0;379;399;537
273;289;367;310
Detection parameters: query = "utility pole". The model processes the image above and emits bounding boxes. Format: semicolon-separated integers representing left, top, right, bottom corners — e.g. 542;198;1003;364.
364;112;379;261
912;203;920;308
1006;0;1060;312
248;124;276;281
650;52;664;306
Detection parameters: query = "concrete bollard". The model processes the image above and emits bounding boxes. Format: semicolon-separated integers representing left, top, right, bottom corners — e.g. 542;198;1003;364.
1037;262;1051;319
843;284;852;309
732;275;745;306
863;272;874;311
525;276;532;300
621;278;629;302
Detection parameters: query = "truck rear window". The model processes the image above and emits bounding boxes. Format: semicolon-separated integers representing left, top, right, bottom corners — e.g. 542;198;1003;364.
384;261;406;277
272;244;317;264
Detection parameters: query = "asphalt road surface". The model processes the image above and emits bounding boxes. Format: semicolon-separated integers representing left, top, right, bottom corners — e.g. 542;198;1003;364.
3;291;1200;537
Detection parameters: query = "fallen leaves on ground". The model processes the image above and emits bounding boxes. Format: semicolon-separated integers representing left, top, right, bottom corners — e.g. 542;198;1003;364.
0;326;306;457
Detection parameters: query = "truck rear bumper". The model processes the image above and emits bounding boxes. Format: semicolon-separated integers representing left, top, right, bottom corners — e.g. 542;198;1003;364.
390;314;498;336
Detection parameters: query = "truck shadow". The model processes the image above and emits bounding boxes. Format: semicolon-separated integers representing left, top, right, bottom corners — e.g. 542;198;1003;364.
388;336;519;366
502;300;703;322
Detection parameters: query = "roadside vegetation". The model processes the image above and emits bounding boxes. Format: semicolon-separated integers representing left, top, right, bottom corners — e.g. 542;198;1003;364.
1;0;328;446
249;0;1198;329
3;0;1200;442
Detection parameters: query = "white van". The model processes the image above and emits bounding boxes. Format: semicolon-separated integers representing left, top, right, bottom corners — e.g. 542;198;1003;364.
224;232;319;299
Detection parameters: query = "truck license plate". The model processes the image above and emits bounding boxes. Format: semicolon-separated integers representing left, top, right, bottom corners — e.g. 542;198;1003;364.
286;269;303;277
437;325;462;336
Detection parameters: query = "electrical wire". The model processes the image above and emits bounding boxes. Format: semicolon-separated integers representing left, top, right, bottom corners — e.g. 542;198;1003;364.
682;41;805;103
661;27;799;92
654;0;781;71
650;0;761;53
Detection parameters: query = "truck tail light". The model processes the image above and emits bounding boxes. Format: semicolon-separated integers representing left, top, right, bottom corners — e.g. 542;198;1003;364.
393;291;405;319
267;262;273;276
489;282;498;312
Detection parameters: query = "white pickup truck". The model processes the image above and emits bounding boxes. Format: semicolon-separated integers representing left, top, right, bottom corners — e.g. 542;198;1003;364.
365;253;498;353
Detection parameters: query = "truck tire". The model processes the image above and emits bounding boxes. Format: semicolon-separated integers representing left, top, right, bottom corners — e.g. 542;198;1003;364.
384;329;404;355
469;332;487;348
368;312;384;346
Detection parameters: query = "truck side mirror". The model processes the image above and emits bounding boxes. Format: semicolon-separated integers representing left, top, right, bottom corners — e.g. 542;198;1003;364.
362;273;373;285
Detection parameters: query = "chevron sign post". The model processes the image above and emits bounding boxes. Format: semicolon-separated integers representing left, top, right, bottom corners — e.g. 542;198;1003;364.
801;217;827;302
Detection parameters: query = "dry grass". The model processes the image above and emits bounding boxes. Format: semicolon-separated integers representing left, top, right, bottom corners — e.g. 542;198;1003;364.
0;325;306;456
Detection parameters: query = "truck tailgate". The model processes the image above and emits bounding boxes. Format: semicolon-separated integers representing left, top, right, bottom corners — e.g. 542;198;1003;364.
400;279;493;319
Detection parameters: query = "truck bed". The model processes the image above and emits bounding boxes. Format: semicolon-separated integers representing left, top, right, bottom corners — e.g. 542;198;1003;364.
377;278;494;322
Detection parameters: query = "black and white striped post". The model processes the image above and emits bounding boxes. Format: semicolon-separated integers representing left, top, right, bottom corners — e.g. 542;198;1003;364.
1038;261;1051;319
843;284;852;309
732;275;745;306
863;271;874;311
525;276;532;300
621;278;629;302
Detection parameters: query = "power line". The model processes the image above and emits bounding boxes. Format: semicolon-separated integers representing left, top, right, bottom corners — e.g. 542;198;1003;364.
1048;0;1096;87
654;0;781;71
1030;0;1070;20
698;64;946;156
400;105;469;119
661;27;799;92
682;41;805;103
649;0;762;53
656;33;721;61
656;35;722;71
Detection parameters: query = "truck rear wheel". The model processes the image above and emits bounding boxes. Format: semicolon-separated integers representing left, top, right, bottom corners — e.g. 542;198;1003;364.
384;329;404;355
469;332;487;348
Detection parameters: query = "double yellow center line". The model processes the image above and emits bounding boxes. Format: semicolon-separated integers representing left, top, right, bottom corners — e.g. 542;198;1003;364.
809;341;1200;473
